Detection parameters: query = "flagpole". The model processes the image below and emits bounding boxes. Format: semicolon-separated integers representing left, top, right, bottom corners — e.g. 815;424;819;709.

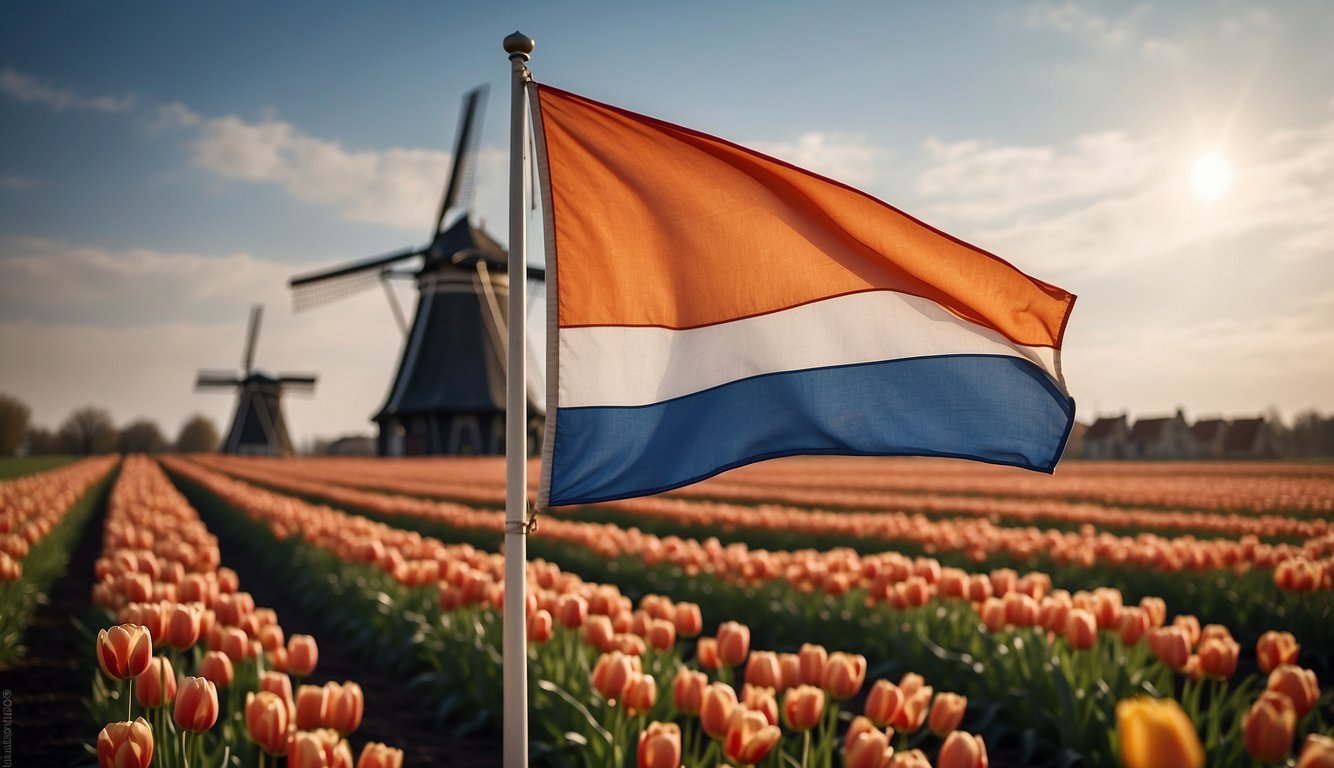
502;30;534;768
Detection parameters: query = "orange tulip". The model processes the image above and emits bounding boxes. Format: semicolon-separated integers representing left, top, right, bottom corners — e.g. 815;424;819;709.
1064;609;1098;651
1197;636;1239;679
96;717;154;768
199;650;233;688
624;672;658;715
583;614;615;652
295;683;330;730
898;672;926;696
1297;734;1334;768
742;684;778;726
717;621;750;668
864;679;904;728
979;597;1006;633
290;731;329;768
723;707;781;766
700;682;738;740
888;749;931;768
1172;615;1201;646
219;626;250;662
798;643;828;686
134;656;176;708
593;651;636;702
287;634;319;676
1149;627;1191;671
696;637;720;670
174;676;219;733
1115;697;1202;768
556;593;588;628
96;624;153;680
646;618;676;652
1267;665;1320;716
527;609;553;643
745;651;782;690
637;721;682;768
782;685;824;731
893;685;933;733
246;691;290;755
673;602;703;638
778;653;800;691
1244;691;1297;764
937;731;988;768
327;681;364;734
1117;607;1150;647
1256;631;1300;674
357;742;405;768
672;667;707;714
260;670;295;711
846;728;894;768
928;692;967;737
821;652;867;700
164;602;202;650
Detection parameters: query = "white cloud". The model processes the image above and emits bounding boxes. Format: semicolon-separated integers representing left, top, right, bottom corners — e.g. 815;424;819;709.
0;67;135;113
1024;2;1183;59
189;114;455;231
749;132;882;187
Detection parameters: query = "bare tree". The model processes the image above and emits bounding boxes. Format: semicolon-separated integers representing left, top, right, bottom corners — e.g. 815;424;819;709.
175;414;220;453
118;419;169;453
57;405;118;455
0;393;30;456
24;426;59;455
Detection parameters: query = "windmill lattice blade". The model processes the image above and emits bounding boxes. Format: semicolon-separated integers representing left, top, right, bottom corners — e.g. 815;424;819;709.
195;374;241;389
434;85;488;236
243;304;263;374
278;375;318;394
525;264;546;281
289;247;425;311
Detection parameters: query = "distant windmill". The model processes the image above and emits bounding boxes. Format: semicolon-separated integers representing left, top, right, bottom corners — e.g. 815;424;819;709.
195;305;317;455
287;86;545;457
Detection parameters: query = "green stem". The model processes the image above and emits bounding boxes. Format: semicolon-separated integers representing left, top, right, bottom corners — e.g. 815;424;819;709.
182;730;190;768
801;729;810;768
127;677;134;721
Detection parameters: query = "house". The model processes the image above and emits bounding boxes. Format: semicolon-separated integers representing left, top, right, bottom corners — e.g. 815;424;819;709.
1191;418;1229;458
1062;421;1087;459
1128;410;1198;459
1082;415;1130;459
1222;417;1281;458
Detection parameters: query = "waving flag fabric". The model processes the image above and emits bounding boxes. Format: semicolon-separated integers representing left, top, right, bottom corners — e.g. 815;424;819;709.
530;84;1076;509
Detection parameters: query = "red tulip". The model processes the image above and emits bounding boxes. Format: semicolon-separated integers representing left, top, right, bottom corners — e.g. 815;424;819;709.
174;676;219;733
637;721;682;768
96;717;154;768
97;624;153;680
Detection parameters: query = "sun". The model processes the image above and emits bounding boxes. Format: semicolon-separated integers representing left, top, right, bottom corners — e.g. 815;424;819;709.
1191;153;1231;199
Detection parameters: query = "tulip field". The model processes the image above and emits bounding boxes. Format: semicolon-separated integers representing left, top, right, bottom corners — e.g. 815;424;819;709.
2;454;1333;767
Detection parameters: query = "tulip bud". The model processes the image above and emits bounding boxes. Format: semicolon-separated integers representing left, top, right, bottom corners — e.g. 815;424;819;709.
96;717;154;768
646;618;676;652
1267;665;1320;716
778;653;800;692
846;728;894;768
1256;631;1300;674
717;621;750;668
1243;690;1297;764
327;681;364;735
592;651;635;702
174;676;219;733
864;679;904;728
745;651;782;690
358;742;405;768
928;692;967;737
889;749;931;768
741;684;778;726
96;624;153;680
527;609;553;644
798;643;827;687
821;652;867;700
637;721;682;768
893;685;933;733
295;683;330;731
672;667;707;715
1197;636;1239;679
1065;609;1098;651
782;685;825;732
723;707;781;765
700;682;738;740
199;650;234;688
556;594;588;629
1297;734;1334;768
1115;697;1203;768
134;656;177;708
245;691;290;756
582;614;615;652
624;672;658;716
673;602;703;638
287;634;319;676
164;602;202;650
696;637;720;670
937;731;988;768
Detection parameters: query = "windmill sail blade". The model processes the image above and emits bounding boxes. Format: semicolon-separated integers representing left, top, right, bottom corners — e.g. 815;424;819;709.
433;86;488;236
195;373;241;389
243;304;263;375
289;246;425;311
525;264;546;281
277;375;318;394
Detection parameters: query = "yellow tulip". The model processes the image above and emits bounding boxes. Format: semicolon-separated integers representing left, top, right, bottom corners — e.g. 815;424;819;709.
1116;697;1202;768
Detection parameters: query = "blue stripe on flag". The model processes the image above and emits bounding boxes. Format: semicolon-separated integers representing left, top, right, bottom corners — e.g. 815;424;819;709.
546;354;1075;507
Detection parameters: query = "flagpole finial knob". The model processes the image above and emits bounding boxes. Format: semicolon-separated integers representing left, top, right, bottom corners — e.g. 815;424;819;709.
504;31;535;58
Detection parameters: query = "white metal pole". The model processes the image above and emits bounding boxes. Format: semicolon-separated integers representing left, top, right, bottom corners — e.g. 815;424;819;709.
502;30;534;768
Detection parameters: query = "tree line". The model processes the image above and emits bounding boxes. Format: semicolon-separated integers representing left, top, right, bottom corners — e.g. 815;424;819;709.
0;392;219;456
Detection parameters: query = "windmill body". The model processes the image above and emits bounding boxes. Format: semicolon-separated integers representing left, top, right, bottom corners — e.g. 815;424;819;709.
195;306;317;456
289;87;545;457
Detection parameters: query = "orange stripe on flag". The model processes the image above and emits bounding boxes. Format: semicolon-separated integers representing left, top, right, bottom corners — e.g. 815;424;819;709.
534;84;1074;348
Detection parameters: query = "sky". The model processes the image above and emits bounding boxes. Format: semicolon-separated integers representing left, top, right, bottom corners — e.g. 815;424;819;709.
1;0;1332;446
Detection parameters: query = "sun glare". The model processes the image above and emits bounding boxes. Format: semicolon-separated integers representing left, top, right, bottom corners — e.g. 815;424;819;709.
1191;153;1231;199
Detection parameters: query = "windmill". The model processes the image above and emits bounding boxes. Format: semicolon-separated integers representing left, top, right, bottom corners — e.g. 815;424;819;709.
195;305;317;456
287;86;546;457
